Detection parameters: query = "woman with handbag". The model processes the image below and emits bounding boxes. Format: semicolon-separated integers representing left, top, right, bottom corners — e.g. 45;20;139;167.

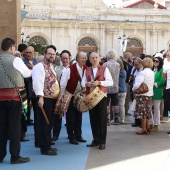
132;57;154;135
152;57;165;131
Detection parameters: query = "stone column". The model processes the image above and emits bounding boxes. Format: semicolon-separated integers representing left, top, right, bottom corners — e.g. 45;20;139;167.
0;0;21;46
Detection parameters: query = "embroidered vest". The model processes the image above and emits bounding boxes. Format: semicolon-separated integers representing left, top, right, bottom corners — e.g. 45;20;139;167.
42;61;59;98
86;65;107;95
66;63;87;95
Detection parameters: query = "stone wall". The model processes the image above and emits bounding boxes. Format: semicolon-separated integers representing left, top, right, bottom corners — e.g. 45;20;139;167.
0;0;21;49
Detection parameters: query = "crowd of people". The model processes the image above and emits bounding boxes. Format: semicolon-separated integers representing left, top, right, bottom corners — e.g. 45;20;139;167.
0;37;170;164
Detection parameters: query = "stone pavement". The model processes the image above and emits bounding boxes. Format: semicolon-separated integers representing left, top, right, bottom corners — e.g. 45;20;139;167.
86;115;170;170
1;113;170;170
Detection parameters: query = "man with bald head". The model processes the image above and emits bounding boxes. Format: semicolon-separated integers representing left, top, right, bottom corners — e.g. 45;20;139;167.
60;51;87;145
22;46;38;143
81;52;113;150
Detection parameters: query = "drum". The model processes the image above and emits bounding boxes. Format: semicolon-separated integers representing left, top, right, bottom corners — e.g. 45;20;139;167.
54;91;72;117
83;86;105;110
73;89;88;112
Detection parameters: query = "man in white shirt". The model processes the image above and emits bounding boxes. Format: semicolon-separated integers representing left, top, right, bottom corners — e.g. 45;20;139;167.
51;50;71;141
60;51;87;145
81;52;113;150
0;38;31;164
32;46;59;155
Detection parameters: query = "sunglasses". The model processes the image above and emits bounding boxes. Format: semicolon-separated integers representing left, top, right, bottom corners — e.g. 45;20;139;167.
153;60;159;63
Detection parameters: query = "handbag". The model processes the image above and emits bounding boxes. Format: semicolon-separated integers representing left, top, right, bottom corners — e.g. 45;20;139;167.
134;83;149;94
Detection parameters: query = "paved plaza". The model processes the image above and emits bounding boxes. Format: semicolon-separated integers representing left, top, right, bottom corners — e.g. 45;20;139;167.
1;112;170;170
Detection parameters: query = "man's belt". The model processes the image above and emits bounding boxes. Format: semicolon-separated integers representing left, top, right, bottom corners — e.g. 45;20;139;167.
0;87;24;101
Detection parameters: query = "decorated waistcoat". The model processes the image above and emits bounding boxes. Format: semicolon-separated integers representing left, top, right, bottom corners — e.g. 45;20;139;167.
66;63;87;95
42;61;59;98
86;65;107;95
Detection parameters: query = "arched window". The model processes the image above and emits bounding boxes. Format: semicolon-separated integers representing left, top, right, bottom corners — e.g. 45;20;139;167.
127;38;142;47
78;38;97;46
29;36;48;45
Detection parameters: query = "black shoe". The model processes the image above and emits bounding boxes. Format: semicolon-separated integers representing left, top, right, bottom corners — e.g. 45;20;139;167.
20;137;29;142
41;150;57;155
27;121;34;126
76;137;86;143
69;139;79;145
131;123;140;127
86;141;99;147
167;131;170;134
113;117;119;125
35;144;40;148
50;142;55;145
50;147;58;151
51;136;58;141
99;144;105;150
11;157;30;164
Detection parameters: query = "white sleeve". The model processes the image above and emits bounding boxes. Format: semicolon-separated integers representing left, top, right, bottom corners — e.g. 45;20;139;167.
32;63;45;96
60;68;70;92
132;71;145;91
13;57;32;78
100;67;113;87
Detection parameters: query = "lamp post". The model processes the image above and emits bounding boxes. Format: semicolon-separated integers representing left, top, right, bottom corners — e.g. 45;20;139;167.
21;32;30;44
118;34;130;52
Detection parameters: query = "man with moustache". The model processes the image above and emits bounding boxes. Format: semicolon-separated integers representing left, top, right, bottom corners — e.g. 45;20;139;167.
32;46;60;155
81;52;113;150
60;51;87;145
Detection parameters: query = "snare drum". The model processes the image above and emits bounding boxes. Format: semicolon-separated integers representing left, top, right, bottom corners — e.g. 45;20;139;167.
54;91;72;117
73;89;88;112
83;87;105;110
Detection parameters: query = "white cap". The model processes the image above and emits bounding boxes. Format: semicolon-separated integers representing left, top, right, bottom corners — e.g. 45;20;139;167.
154;53;163;59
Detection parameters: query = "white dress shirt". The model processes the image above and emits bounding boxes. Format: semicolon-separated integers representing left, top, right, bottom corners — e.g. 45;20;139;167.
81;67;113;88
60;63;84;92
13;57;32;78
32;62;59;96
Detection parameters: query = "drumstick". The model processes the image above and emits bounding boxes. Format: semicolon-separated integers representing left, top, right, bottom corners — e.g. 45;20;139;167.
40;107;49;125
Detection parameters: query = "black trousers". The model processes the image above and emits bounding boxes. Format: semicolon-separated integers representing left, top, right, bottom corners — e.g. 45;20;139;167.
66;97;82;140
52;114;62;138
32;97;39;146
89;97;107;144
37;98;56;152
0;100;21;161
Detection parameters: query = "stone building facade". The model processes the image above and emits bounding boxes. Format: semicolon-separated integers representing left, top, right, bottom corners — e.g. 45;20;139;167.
21;0;170;57
0;0;21;48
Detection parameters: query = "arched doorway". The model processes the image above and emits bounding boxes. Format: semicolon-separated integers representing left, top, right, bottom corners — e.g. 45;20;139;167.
126;38;143;57
29;36;49;45
28;36;49;55
78;37;97;54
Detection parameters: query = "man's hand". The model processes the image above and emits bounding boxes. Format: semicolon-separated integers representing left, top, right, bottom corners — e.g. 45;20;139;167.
27;64;34;70
91;81;101;87
86;82;92;87
38;96;44;108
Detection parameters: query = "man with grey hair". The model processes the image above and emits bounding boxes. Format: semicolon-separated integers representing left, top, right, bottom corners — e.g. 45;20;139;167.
130;57;143;127
103;49;120;124
122;52;133;115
